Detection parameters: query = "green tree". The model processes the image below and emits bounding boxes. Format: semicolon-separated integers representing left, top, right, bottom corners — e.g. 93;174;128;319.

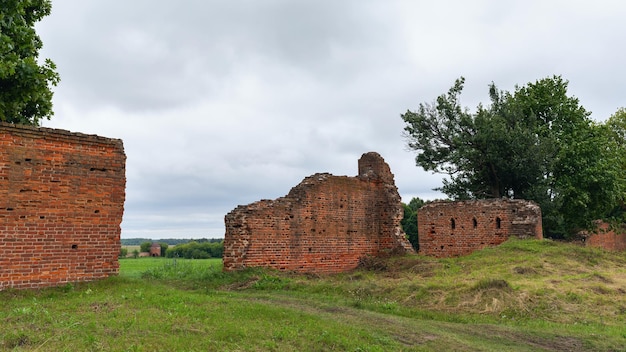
602;107;626;221
0;0;59;125
207;241;224;258
139;241;152;253
165;240;224;259
159;242;169;256
401;204;418;250
132;249;139;259
401;197;424;250
401;76;624;237
119;247;128;258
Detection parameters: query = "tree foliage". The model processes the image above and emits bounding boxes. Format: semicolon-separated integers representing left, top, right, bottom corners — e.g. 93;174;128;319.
401;197;425;250
165;241;224;259
159;242;169;256
603;107;626;220
401;76;625;237
0;0;59;125
139;241;152;253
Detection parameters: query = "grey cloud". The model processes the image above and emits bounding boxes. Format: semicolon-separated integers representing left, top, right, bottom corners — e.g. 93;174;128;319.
38;0;398;113
37;1;626;238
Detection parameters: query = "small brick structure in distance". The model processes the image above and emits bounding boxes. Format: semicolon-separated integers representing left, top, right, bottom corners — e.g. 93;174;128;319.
417;199;543;258
223;152;414;273
582;221;626;251
0;122;126;290
150;242;162;257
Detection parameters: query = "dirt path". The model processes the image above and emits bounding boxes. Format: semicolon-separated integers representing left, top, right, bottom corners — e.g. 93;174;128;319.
240;293;586;351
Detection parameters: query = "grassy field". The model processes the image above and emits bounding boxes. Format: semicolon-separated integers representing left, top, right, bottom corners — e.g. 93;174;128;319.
2;239;626;351
118;257;222;278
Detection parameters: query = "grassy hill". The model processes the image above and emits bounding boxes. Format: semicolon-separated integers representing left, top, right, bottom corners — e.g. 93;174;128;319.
2;239;625;351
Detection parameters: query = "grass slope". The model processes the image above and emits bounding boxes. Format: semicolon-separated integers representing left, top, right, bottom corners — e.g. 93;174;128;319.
1;239;625;351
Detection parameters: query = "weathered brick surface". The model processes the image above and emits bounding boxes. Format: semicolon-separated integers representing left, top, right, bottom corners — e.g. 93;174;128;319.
583;221;626;251
149;242;162;257
418;199;542;258
0;123;126;290
223;152;414;273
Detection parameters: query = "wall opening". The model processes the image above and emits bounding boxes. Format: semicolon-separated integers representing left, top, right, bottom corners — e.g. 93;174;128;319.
417;199;543;258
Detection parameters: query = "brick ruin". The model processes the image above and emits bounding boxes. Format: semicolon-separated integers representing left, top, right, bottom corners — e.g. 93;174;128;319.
0;122;126;290
223;152;414;273
581;221;626;251
417;199;543;257
150;242;162;257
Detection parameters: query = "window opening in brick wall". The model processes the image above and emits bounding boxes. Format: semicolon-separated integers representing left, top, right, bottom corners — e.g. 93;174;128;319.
472;218;477;228
450;218;456;229
496;217;501;229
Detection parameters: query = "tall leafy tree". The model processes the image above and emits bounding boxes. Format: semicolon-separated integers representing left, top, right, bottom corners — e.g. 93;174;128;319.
0;0;59;125
401;76;623;237
602;108;626;220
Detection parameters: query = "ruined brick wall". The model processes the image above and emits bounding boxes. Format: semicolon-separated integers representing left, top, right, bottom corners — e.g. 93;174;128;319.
0;123;126;290
223;152;414;273
417;199;542;258
583;221;626;251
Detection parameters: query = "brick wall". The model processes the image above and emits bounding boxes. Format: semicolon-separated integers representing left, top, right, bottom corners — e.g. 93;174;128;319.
223;152;414;273
417;199;542;258
0;123;126;290
149;243;162;257
583;221;626;251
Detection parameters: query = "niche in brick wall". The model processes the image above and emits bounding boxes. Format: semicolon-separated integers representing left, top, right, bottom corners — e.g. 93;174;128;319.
417;199;542;258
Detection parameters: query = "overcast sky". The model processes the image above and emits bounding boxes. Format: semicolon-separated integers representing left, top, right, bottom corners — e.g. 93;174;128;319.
35;1;626;239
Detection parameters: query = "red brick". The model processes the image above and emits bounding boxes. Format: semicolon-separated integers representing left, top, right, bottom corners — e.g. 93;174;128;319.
583;221;626;251
417;199;543;258
0;122;125;290
223;152;414;274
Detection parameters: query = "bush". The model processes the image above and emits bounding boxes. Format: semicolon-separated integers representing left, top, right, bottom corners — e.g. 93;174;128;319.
140;241;152;253
165;241;224;259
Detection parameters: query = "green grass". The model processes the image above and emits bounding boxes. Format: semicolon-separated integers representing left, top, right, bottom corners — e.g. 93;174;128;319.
119;257;222;279
2;239;626;351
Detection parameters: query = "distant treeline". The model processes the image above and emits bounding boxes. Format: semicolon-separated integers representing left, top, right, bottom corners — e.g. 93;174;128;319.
165;241;224;259
121;238;224;246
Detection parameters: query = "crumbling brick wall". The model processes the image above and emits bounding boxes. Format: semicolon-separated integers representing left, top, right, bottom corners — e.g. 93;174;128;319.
583;221;626;251
417;199;542;258
223;152;414;273
0;123;126;290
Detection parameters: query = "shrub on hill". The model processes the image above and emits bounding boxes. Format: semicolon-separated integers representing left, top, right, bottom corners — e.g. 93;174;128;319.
166;241;224;259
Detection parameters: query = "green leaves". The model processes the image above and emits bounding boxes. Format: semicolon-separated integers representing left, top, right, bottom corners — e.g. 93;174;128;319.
0;0;58;125
401;76;626;238
400;197;424;250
